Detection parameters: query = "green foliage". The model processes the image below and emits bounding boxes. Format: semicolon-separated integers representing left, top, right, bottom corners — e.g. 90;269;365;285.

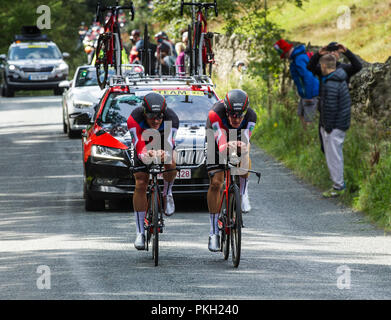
357;149;391;228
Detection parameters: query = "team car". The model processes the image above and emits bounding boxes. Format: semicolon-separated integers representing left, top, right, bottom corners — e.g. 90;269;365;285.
0;26;69;97
81;74;218;211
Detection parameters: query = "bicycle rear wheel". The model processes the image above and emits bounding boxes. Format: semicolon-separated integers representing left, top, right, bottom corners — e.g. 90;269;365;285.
219;192;229;260
187;24;193;75
95;34;109;89
151;187;159;266
194;21;202;75
229;185;242;268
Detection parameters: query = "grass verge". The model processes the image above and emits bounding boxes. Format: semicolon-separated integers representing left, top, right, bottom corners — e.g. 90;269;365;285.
214;73;391;230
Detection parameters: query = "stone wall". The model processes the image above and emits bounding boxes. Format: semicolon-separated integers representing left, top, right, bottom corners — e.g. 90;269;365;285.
213;34;391;125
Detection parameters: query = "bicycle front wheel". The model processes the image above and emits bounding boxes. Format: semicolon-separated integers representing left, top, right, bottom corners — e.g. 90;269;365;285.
151;187;159;266
219;192;229;260
229;185;242;268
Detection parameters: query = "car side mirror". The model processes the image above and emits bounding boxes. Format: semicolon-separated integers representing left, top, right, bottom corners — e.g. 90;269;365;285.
0;54;6;60
58;80;70;88
62;52;70;59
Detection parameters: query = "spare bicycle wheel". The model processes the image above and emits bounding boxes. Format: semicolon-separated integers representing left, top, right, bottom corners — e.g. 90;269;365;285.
95;34;109;89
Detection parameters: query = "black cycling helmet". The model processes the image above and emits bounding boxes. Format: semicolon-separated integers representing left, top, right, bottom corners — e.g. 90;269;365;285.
224;89;249;117
142;92;167;119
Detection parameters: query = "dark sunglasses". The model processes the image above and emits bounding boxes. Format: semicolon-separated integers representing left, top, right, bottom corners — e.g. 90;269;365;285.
227;111;245;119
144;112;164;120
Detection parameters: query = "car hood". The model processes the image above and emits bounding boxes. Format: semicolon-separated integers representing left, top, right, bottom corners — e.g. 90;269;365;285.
71;86;105;104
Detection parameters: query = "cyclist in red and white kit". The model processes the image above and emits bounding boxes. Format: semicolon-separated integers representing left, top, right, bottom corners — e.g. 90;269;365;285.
127;92;179;250
206;89;257;252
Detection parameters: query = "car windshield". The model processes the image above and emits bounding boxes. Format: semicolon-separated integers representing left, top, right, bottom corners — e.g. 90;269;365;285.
100;90;218;124
75;68;115;87
9;44;62;60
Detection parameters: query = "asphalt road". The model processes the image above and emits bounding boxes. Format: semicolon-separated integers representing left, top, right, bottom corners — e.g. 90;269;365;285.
0;95;391;300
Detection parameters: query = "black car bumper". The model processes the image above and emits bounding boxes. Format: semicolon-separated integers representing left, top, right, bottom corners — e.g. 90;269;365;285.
85;157;209;201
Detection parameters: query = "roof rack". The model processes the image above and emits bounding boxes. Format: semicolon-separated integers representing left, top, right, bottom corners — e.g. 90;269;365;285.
14;26;50;42
109;72;214;88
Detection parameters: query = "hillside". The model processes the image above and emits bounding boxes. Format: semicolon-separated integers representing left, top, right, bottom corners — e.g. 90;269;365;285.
267;0;391;63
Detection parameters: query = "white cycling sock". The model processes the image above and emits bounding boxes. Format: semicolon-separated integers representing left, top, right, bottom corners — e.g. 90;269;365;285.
209;213;219;236
134;211;145;234
239;177;249;196
163;180;173;196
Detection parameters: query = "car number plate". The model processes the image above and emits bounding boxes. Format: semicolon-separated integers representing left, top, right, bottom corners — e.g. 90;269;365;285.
29;74;48;80
156;169;191;180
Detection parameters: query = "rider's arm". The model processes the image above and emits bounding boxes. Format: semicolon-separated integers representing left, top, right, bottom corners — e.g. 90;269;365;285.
208;110;228;153
242;108;257;144
164;109;179;152
127;114;147;161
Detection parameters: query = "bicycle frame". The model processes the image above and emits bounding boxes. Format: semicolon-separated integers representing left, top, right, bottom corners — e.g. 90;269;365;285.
95;1;135;78
217;167;238;235
181;1;217;76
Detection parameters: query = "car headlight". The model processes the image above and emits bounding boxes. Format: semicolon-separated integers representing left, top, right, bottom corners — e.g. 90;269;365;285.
73;100;93;109
8;64;18;72
56;63;68;72
91;145;124;161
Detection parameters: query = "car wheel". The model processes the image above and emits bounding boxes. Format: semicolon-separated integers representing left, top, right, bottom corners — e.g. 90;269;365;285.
67;119;79;138
62;115;68;133
3;80;14;97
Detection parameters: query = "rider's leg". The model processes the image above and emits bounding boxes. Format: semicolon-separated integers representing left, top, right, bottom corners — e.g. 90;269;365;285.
133;172;149;250
162;151;177;216
240;150;252;212
207;170;224;252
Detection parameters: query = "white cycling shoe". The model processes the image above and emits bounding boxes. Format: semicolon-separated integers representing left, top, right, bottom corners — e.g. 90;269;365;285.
164;194;175;216
241;191;251;213
208;234;220;252
134;233;145;250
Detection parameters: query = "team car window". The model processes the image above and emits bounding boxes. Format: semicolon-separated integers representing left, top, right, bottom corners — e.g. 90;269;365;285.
100;90;218;124
9;44;62;60
101;94;142;124
75;68;115;87
156;90;218;121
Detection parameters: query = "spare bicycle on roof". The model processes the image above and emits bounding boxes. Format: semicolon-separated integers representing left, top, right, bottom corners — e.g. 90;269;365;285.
180;1;218;77
94;1;135;89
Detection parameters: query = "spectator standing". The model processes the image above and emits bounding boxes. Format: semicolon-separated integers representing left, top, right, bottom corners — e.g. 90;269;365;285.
317;54;352;198
175;42;186;74
129;29;142;64
274;39;319;129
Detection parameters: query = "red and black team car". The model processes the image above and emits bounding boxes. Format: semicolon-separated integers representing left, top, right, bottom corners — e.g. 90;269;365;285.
81;74;218;211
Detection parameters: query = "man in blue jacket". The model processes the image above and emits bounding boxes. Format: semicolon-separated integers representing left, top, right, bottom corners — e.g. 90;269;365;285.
274;39;319;129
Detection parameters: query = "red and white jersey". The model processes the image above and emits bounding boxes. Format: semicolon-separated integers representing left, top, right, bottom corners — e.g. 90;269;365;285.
127;107;179;160
206;100;257;153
